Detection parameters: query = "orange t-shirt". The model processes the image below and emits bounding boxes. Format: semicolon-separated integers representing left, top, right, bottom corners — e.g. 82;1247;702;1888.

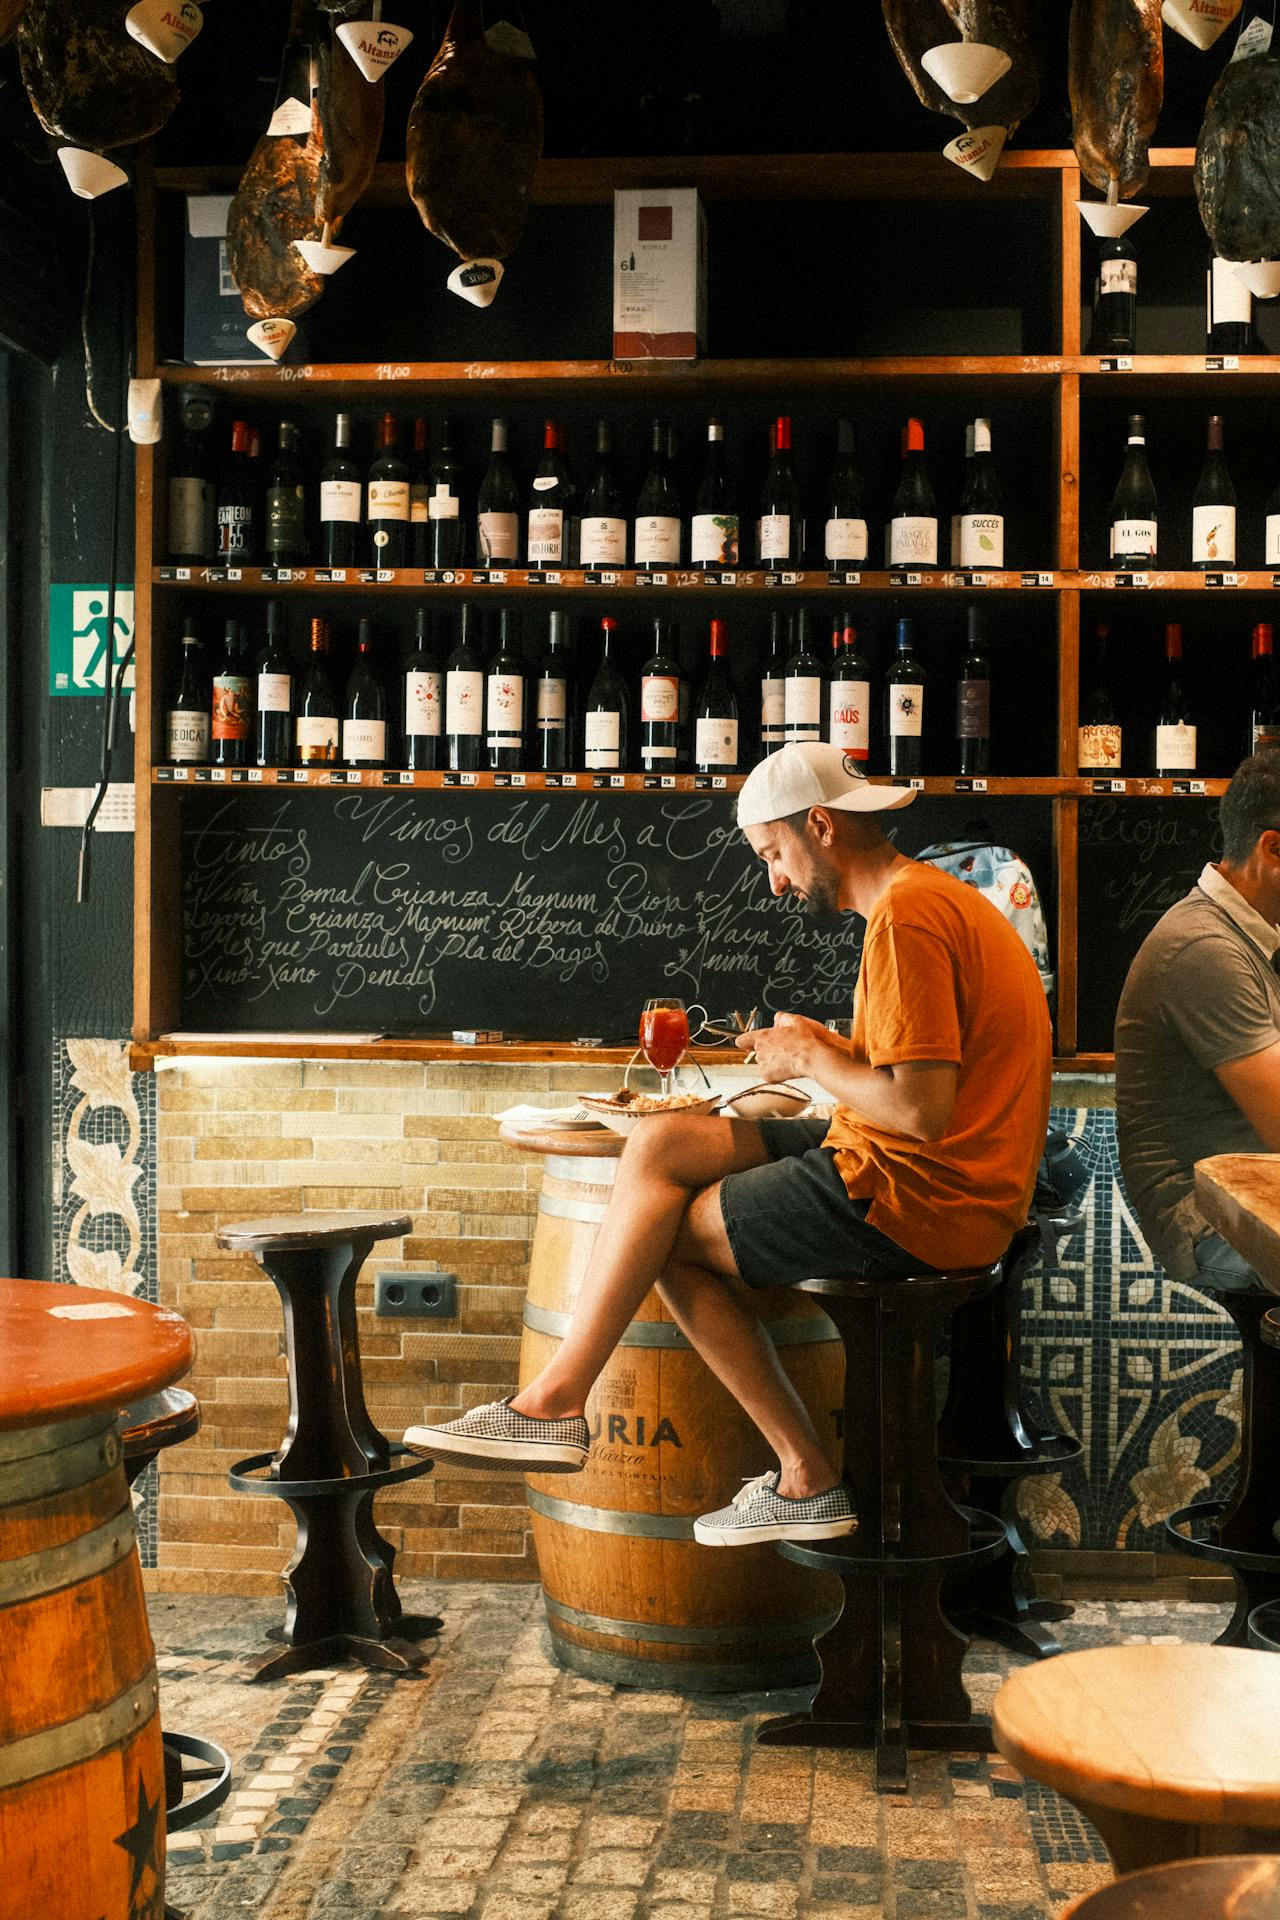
823;862;1052;1270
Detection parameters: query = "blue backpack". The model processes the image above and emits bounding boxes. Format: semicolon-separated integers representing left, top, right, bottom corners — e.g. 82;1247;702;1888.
915;839;1055;997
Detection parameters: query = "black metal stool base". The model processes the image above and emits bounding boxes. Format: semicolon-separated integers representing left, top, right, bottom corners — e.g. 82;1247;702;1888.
246;1626;441;1683
1165;1496;1280;1648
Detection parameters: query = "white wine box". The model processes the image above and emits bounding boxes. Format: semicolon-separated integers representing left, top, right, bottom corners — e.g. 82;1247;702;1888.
612;189;707;361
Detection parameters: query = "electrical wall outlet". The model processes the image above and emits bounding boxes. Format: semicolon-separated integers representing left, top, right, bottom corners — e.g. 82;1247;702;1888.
374;1271;458;1319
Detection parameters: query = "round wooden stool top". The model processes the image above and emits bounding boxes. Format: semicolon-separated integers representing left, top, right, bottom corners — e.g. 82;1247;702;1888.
994;1645;1280;1828
120;1385;200;1463
0;1277;194;1433
1059;1854;1280;1920
498;1122;623;1158
216;1210;412;1253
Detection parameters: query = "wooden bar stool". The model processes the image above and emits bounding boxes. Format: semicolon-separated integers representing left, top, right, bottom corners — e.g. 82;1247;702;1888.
0;1277;193;1920
755;1262;1007;1792
217;1212;440;1682
993;1644;1280;1873
1057;1855;1280;1920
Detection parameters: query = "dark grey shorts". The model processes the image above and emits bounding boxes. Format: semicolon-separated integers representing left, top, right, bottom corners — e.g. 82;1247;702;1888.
719;1116;936;1289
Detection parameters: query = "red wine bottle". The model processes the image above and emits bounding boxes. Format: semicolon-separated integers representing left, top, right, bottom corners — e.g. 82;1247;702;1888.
486;607;526;771
694;619;738;773
265;419;307;568
166;622;209;764
254;600;293;768
1109;415;1158;570
403;606;442;772
691;420;739;571
886;616;925;776
319;410;361;568
295;617;338;767
1251;622;1280;754
827;615;870;763
342;618;387;769
527;421;573;570
759;414;802;569
366;413;410;569
584;617;628;771
1191;414;1235;570
445;601;485;771
167;388;217;564
1088;231;1138;354
1155;622;1196;775
1078;624;1122;774
634;418;682;570
476;417;520;565
889;419;938;569
640;616;682;770
783;608;824;746
211;618;251;768
955;604;991;776
216;419;255;564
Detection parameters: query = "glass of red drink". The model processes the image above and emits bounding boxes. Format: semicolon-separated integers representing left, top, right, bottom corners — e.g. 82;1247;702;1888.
639;997;690;1101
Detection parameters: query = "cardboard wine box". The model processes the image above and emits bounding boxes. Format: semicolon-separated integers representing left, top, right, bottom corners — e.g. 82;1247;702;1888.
612;189;706;361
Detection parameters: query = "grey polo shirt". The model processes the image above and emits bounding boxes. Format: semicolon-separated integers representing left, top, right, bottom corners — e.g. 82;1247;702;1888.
1115;863;1280;1281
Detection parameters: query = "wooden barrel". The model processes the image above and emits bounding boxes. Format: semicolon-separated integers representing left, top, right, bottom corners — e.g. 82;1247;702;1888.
518;1152;845;1691
0;1415;166;1920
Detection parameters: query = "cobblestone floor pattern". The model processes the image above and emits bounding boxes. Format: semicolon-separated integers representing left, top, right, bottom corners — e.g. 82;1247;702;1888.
152;1589;1230;1920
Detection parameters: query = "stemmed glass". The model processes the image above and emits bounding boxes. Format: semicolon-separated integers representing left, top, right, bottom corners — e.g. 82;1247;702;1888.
640;997;690;1101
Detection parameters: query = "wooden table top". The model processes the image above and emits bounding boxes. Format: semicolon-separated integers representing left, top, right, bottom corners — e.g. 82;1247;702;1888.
499;1122;624;1158
1061;1854;1280;1920
0;1279;194;1433
1195;1154;1280;1294
993;1645;1280;1826
217;1210;413;1251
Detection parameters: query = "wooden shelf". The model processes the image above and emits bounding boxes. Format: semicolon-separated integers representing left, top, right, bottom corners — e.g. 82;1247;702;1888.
153;564;1064;594
150;768;1228;798
1080;356;1280;389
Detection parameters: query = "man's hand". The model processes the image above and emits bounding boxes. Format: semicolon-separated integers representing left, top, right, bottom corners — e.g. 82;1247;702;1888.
736;1011;830;1080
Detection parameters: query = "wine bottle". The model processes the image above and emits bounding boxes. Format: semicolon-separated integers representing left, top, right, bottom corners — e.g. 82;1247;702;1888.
640;616;682;769
956;604;991;777
759;414;802;570
579;421;626;569
216;419;255;565
1251;622;1280;753
295;617;339;766
527;421;572;570
166;622;210;764
167;388;218;565
584;617;628;771
755;421;774;566
823;419;868;571
1078;624;1122;773
760;611;787;758
535;610;573;772
1191;414;1236;570
886;616;925;776
486;607;525;771
409;417;430;566
254;601;293;768
1155;622;1196;775
959;418;1004;569
783;608;825;746
264;419;307;568
693;619;739;773
1089;231;1138;355
444;601;485;771
889;418;939;569
210;617;251;768
342;619;387;769
827;615;871;763
319;411;361;568
476;417;520;565
1207;256;1257;355
426;415;465;568
366;412;410;568
950;424;972;568
403;607;442;772
634;418;682;570
1109;414;1158;570
690;419;739;571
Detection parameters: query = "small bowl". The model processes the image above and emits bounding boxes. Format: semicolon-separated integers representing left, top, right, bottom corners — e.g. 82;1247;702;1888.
720;1083;811;1121
576;1093;719;1136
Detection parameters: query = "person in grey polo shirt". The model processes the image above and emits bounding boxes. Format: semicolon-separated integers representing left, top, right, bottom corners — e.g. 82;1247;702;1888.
1116;751;1280;1294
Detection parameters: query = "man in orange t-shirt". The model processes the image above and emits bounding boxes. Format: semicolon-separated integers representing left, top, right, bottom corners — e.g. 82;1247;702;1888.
407;744;1052;1546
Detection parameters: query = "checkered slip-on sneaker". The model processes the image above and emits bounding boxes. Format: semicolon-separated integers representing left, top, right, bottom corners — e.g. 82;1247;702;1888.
403;1398;589;1473
693;1470;858;1546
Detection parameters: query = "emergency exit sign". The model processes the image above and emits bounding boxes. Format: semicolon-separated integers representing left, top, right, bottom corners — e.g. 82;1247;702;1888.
49;584;135;697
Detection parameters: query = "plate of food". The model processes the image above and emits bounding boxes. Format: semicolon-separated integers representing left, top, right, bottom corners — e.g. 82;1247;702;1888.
576;1090;720;1135
719;1083;811;1120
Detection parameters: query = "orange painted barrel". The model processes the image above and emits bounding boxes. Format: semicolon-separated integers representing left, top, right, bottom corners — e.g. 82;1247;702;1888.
518;1152;844;1691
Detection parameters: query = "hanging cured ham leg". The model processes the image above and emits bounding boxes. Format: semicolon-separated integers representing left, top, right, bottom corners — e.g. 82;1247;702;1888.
1196;46;1280;296
1068;0;1163;202
17;0;178;148
882;0;1040;181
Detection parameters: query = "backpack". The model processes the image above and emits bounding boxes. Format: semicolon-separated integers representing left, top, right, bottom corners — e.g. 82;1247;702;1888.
915;839;1055;997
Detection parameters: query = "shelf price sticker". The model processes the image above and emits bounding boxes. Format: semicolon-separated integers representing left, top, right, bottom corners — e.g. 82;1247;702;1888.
1099;356;1134;371
764;572;802;587
1092;778;1127;793
529;571;563;586
1205;356;1240;372
891;776;925;790
158;567;191;582
636;573;669;588
1020;572;1054;588
827;571;862;587
955;571;991;588
493;773;527;787
1206;572;1243;587
954;777;988;792
156;766;186;781
1171;779;1207;795
382;770;414;785
592;774;626;789
694;776;729;790
582;571;620;586
315;570;347;584
422;570;463;585
376;569;395;583
277;768;311;784
545;773;578;788
472;571;508;586
325;770;364;785
443;771;478;786
889;572;923;587
1113;573;1151;588
643;775;677;789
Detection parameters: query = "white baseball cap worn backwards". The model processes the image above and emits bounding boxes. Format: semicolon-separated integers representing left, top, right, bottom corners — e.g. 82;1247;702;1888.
736;743;917;830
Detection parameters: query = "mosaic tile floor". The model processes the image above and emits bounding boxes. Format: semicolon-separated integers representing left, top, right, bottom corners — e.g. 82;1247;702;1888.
153;1589;1230;1920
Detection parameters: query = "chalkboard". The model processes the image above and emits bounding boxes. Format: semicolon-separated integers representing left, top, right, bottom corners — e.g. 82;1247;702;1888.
178;789;1056;1040
1077;797;1221;1054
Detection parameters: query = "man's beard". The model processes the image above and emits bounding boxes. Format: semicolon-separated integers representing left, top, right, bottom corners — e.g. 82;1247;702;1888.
798;870;842;926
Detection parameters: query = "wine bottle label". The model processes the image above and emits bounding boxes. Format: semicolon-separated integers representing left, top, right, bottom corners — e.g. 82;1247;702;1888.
296;715;339;758
405;669;443;737
889;516;938;566
634;516;681;564
825;518;868;564
827;678;870;757
1253;722;1280;751
487;673;524;745
477;511;519;562
267;487;305;551
532;475;559;491
536;678;567;725
1192;504;1236;565
170;477;214;554
761;677;785;734
342;718;386;761
889;684;924;738
211;674;250;740
956;679;991;740
1079;723;1122;769
584;710;622;767
320;479;361;524
257;671;291;714
1210;257;1252;325
784;677;822;733
695;717;739;766
367;480;410;521
579;516;627;565
691;514;741;567
217;505;252;555
410;483;430;524
167;710;209;762
1100;259;1137;297
641;674;679;723
960;515;1004;568
1267;514;1280;567
759;513;793;562
446;670;484;736
1156;723;1196;770
1111;518;1157;559
429;484;460;521
527;507;564;562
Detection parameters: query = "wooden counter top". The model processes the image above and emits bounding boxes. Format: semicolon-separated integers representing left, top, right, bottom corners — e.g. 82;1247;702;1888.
1195;1153;1280;1294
